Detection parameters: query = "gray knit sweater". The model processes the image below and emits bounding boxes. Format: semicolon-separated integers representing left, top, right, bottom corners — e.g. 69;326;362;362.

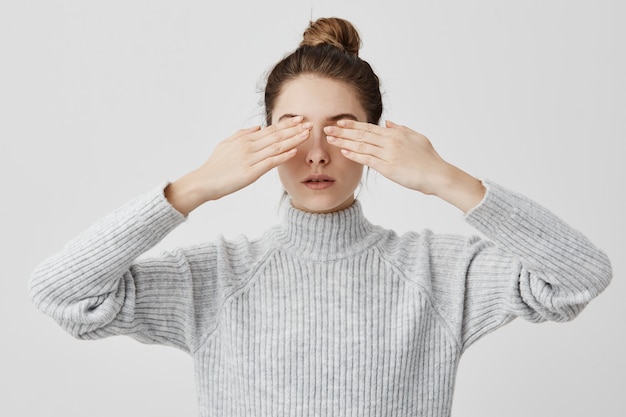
30;181;612;416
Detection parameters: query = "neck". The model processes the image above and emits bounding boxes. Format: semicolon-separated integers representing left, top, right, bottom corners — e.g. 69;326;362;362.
273;200;383;260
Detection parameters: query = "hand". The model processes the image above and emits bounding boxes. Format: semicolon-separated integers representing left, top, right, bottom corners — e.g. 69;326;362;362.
166;116;312;215
324;120;446;195
324;120;485;212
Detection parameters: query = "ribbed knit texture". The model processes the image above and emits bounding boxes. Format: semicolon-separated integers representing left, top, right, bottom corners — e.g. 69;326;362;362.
30;181;612;416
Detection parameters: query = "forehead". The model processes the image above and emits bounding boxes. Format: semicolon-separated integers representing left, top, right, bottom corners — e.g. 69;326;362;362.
272;75;367;122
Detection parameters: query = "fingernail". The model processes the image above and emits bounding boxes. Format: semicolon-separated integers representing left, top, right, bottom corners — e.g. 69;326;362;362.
299;130;310;138
323;126;334;133
337;120;348;127
293;115;304;122
301;122;313;129
326;136;336;142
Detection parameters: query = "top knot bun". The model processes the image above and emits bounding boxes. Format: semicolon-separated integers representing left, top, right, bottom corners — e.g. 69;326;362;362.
300;17;362;56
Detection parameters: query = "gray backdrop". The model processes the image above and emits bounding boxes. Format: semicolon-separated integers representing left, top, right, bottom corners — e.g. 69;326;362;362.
1;0;624;415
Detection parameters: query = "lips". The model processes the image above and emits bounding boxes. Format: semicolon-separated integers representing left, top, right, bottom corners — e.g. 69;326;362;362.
302;174;335;190
303;174;335;183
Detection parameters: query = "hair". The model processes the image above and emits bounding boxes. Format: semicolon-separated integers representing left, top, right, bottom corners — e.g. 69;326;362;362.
264;17;382;125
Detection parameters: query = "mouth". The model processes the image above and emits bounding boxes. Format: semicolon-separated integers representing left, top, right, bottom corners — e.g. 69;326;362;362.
302;174;335;183
302;174;335;190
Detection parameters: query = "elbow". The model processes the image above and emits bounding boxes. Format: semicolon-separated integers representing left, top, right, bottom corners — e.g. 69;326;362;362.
594;249;613;295
29;259;107;320
31;261;131;328
29;260;58;314
558;248;613;321
574;247;613;304
522;250;613;323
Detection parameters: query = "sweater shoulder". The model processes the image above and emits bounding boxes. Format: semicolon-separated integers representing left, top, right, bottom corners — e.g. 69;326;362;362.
376;228;484;343
145;234;277;352
159;233;275;284
376;227;481;284
132;233;276;324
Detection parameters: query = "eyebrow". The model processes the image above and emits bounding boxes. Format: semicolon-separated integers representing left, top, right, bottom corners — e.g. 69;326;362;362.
277;113;360;122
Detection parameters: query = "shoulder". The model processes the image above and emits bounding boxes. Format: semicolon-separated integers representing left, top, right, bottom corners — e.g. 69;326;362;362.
135;233;276;286
375;227;494;315
190;233;274;267
376;227;485;272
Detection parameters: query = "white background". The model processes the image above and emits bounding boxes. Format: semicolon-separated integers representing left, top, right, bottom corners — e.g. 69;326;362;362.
1;0;624;416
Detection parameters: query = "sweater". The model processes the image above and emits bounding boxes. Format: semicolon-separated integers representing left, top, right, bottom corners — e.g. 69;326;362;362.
30;181;612;417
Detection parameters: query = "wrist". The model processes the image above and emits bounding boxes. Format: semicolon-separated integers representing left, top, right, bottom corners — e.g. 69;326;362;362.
431;163;486;214
165;170;215;216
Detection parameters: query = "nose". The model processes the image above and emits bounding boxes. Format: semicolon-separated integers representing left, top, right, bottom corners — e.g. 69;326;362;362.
305;126;330;166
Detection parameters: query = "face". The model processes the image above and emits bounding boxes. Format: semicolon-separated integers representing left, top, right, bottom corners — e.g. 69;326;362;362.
272;75;367;213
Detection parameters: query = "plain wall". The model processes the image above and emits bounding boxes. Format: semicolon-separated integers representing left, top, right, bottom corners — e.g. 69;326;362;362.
1;0;624;415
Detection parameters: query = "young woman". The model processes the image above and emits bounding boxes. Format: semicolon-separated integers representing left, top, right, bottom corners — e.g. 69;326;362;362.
30;17;612;417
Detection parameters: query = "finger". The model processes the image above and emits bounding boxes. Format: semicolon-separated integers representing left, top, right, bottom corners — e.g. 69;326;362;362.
250;115;304;141
385;120;400;129
338;148;384;171
337;119;387;136
326;135;383;158
386;119;421;135
253;128;310;163
251;120;312;151
228;125;261;141
251;147;299;175
324;123;385;147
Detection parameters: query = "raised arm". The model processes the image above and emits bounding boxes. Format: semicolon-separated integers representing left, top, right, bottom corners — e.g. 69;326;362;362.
324;119;485;213
326;119;612;350
166;116;312;215
430;181;612;350
30;117;312;351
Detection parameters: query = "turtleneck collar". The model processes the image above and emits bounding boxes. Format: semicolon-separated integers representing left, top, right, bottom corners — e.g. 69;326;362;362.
272;200;384;261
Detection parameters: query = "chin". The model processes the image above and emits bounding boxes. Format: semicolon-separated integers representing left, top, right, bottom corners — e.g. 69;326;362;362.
292;195;355;214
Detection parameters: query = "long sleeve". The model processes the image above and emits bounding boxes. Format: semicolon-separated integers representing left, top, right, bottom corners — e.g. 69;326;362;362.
28;183;613;416
445;181;612;350
29;186;203;351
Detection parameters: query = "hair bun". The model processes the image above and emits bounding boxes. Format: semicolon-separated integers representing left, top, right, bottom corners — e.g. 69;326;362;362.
300;17;362;56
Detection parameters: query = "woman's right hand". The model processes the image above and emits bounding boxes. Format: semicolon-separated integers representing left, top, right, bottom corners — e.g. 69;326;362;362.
165;116;312;216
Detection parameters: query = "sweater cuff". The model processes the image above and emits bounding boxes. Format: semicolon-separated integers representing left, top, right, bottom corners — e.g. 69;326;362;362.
139;182;187;238
75;182;187;254
463;180;532;240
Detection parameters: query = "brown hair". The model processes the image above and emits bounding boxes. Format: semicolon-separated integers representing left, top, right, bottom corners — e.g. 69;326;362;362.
264;17;382;125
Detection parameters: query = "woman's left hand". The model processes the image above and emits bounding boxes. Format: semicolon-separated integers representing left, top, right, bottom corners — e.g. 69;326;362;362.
324;120;486;212
324;120;448;195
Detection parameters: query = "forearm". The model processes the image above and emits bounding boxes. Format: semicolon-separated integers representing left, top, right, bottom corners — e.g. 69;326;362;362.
165;117;311;217
165;169;216;217
466;181;612;316
429;162;486;214
30;187;185;316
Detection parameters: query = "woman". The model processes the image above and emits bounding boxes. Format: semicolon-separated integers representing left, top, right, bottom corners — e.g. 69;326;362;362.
30;17;612;416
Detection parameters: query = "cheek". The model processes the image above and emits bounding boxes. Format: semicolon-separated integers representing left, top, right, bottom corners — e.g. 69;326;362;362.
277;161;297;187
351;164;365;182
338;152;363;174
342;160;364;186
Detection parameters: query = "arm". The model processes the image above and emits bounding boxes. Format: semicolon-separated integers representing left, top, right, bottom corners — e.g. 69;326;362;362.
326;120;612;348
460;181;611;349
324;119;485;213
30;117;312;350
29;187;197;350
165;116;312;216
